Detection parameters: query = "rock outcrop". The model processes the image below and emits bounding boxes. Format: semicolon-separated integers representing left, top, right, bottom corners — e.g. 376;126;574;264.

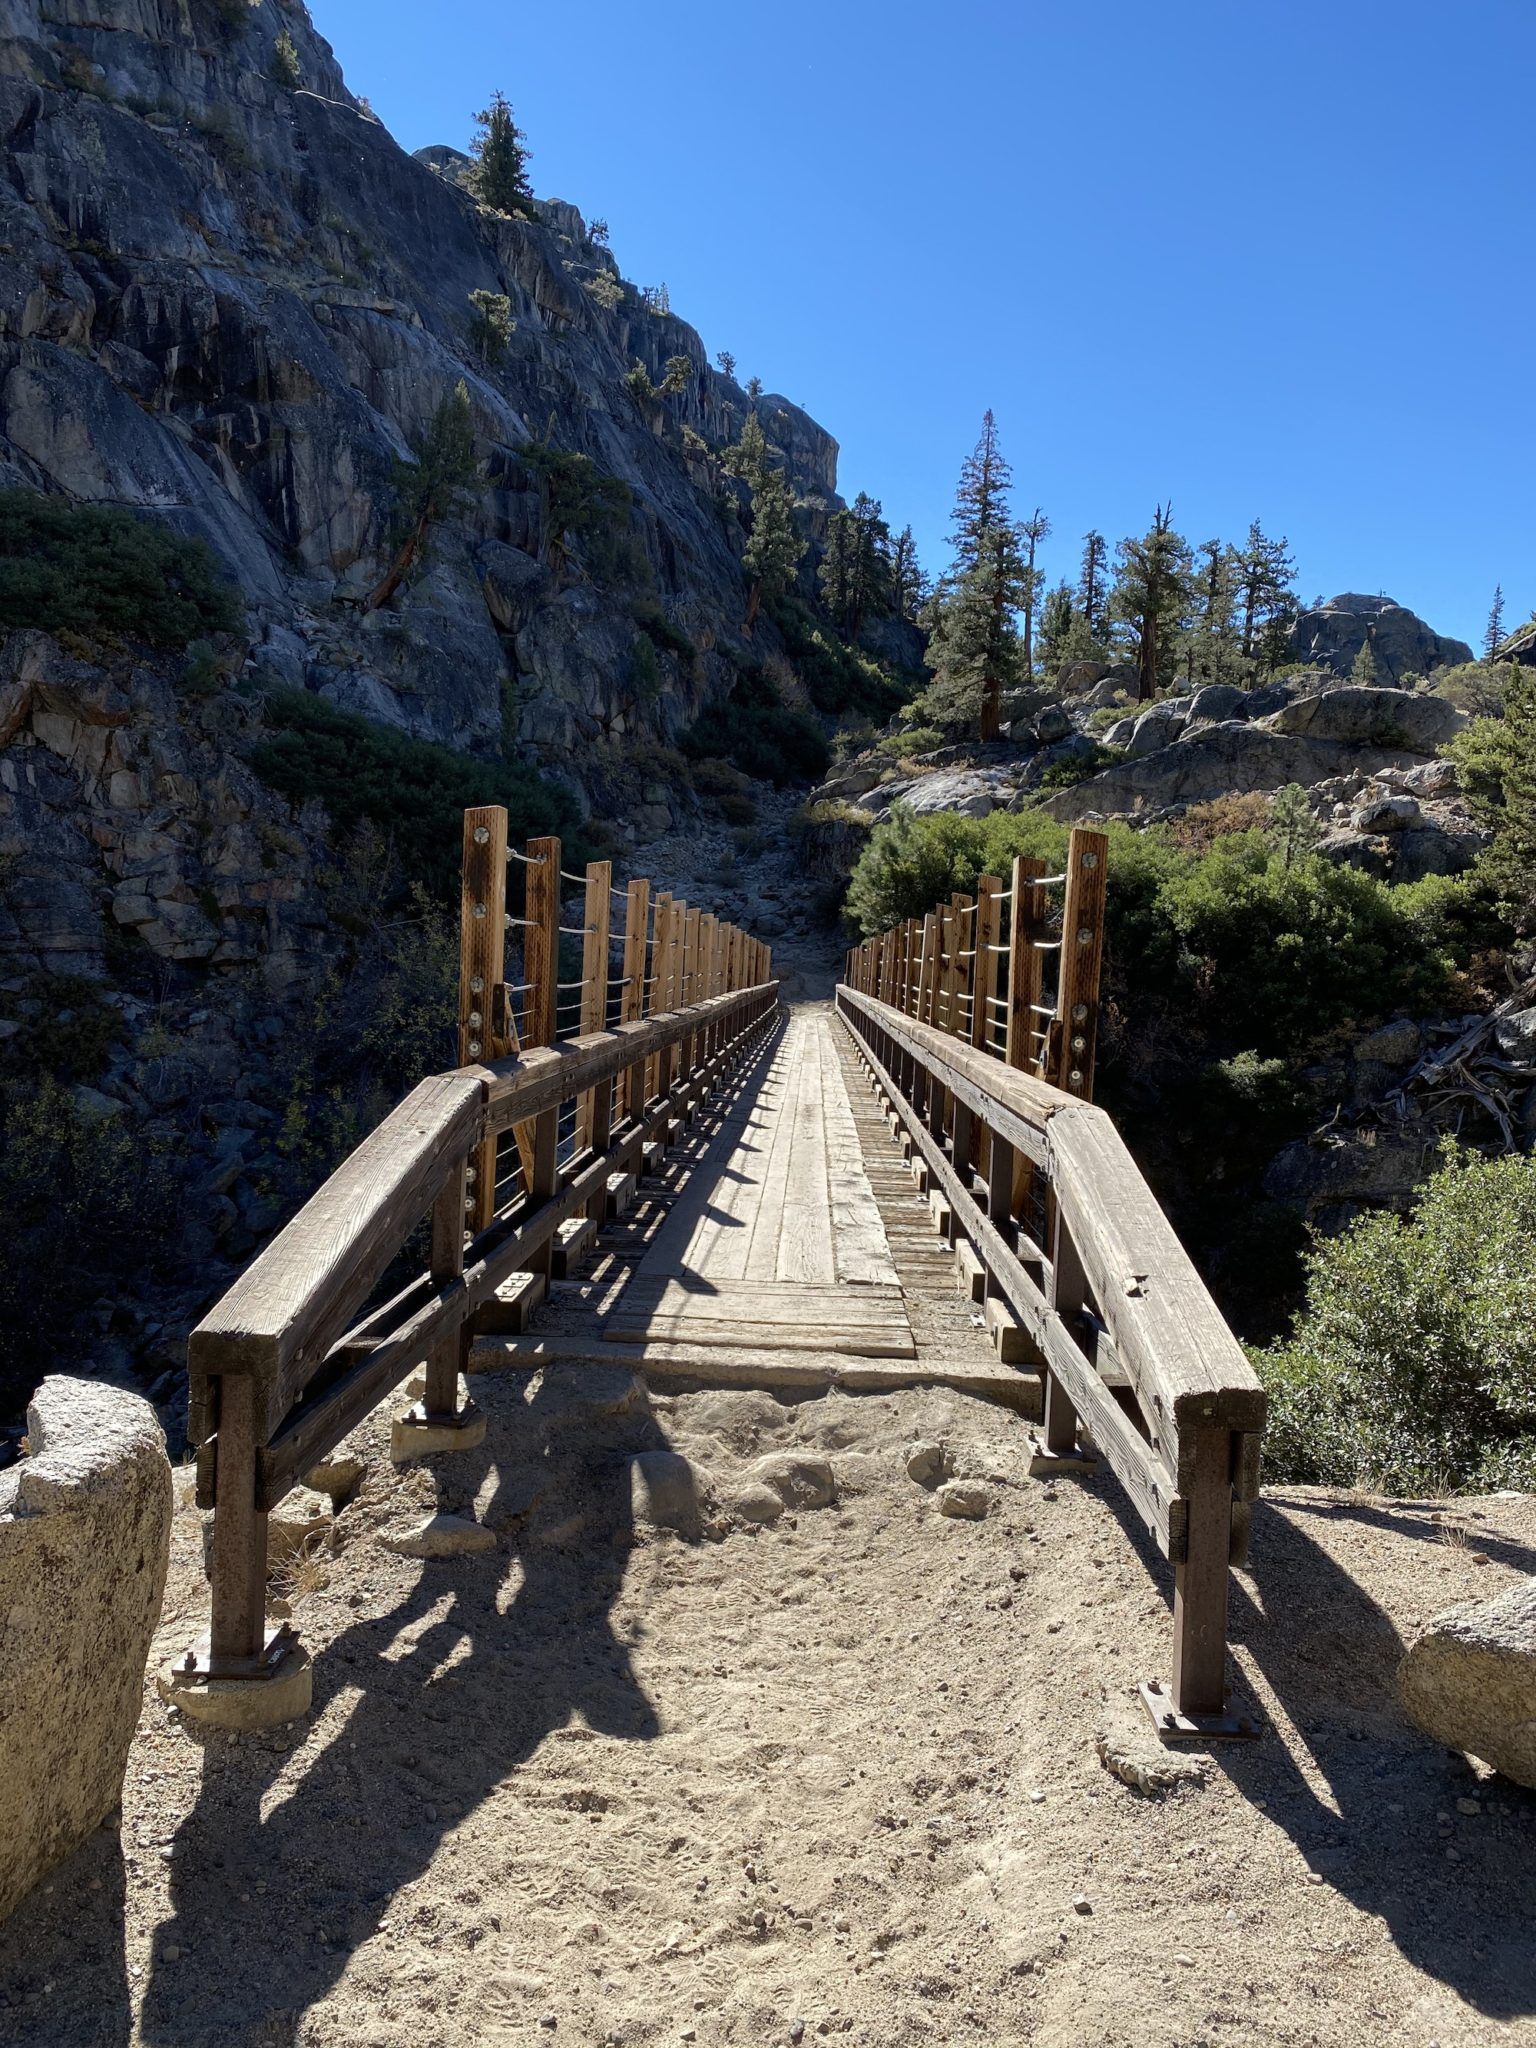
0;0;847;771
1399;1578;1536;1788
0;1375;171;1922
1286;595;1474;682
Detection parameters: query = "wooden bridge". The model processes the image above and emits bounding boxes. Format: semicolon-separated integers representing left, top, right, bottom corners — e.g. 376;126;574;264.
166;809;1265;1745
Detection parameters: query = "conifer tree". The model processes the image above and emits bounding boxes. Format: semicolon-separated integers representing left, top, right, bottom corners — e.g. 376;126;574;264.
1235;520;1298;669
724;411;769;493
818;509;858;627
366;382;479;610
1111;505;1193;700
1077;531;1108;642
1485;585;1507;662
742;467;804;630
949;410;1013;573
888;526;928;621
1351;634;1380;684
920;529;1027;738
660;354;693;397
1038;581;1075;674
847;492;893;632
1189;537;1239;687
468;91;535;216
1020;508;1049;679
715;350;737;380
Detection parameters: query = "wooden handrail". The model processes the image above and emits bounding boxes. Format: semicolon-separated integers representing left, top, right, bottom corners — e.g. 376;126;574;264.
835;977;1265;1738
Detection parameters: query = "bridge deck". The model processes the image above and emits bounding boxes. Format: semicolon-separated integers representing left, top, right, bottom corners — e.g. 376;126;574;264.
474;1004;1031;1404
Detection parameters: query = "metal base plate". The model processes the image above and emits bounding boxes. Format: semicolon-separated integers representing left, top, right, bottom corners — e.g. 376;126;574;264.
171;1619;298;1685
1028;1433;1098;1475
1140;1678;1263;1744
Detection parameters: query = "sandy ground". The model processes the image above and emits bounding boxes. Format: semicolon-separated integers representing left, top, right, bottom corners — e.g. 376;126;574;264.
3;1352;1534;2048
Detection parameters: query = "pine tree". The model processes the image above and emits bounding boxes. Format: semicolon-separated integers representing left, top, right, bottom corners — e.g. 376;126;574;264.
1038;581;1075;674
1188;538;1239;687
846;492;893;633
1019;508;1049;679
660;354;693;397
468;91;534;217
467;290;513;365
949;410;1014;573
366;382;479;610
1268;783;1321;869
920;530;1027;738
723;411;769;493
888;526;928;621
742;467;804;630
1110;505;1193;700
715;350;737;380
589;218;610;245
745;375;763;402
1235;520;1298;670
1485;584;1506;662
818;509;858;628
1351;634;1379;684
1077;531;1108;643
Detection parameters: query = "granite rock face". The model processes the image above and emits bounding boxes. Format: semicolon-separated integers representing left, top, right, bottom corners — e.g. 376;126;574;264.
1286;594;1474;681
0;1375;171;1923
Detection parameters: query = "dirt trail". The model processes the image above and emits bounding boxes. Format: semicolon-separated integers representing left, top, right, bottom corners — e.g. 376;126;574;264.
3;1347;1534;2048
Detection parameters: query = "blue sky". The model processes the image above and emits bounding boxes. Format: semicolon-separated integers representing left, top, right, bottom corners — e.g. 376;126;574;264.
313;0;1533;648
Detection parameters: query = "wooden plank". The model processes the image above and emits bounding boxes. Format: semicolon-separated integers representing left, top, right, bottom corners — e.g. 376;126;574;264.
471;1332;1040;1408
1005;855;1048;1076
576;859;612;1150
601;1316;917;1359
620;879;651;1122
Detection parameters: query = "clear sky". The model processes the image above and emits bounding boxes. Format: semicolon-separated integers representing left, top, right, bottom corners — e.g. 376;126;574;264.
311;0;1533;648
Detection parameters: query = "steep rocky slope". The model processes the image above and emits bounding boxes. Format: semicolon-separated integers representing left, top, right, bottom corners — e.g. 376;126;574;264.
1;0;848;763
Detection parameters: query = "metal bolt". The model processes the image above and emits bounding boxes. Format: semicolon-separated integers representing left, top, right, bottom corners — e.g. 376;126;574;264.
467;1038;482;1058
1071;1034;1086;1052
464;1196;475;1214
473;902;487;920
1081;851;1099;870
468;1010;482;1029
1077;927;1092;946
473;825;489;845
465;1166;476;1184
1069;1068;1084;1087
470;975;484;995
1071;1003;1088;1023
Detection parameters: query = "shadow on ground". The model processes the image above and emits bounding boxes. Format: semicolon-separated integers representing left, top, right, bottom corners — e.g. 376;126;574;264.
134;1371;668;2048
1092;1473;1536;2021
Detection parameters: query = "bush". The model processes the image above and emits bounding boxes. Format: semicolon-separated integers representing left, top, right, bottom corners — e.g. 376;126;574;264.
0;490;242;650
683;674;829;787
768;598;918;722
1168;792;1271;853
250;689;581;900
1256;1145;1536;1493
1035;742;1118;791
877;725;944;760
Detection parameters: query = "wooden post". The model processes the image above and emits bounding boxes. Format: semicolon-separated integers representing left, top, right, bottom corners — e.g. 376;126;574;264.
523;835;560;1277
207;1375;268;1672
1053;827;1108;1098
1004;855;1048;1074
422;1157;473;1421
1042;1204;1087;1457
1171;1424;1237;1722
577;860;612;1148
459;805;507;1232
971;876;1002;1055
620;879;650;1123
647;892;672;1103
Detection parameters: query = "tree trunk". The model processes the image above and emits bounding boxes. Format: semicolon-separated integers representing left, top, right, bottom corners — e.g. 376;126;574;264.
365;504;433;612
743;579;763;633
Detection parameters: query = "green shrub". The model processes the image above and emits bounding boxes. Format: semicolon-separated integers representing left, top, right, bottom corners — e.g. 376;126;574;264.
0;491;242;650
714;790;757;826
634;601;696;663
1255;1145;1536;1493
877;725;944;759
0;976;121;1085
690;756;749;799
250;689;581;899
683;675;829;786
768;598;918;721
1035;741;1118;791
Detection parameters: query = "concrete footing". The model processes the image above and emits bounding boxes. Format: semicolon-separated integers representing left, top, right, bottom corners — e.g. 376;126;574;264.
390;1400;487;1463
158;1641;314;1732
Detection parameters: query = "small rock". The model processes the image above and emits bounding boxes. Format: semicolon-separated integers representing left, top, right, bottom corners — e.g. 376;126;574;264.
378;1514;496;1559
905;1440;946;1485
1456;1796;1480;1816
629;1450;698;1534
729;1481;785;1526
936;1480;990;1520
746;1452;836;1511
1095;1698;1210;1796
1071;1894;1093;1915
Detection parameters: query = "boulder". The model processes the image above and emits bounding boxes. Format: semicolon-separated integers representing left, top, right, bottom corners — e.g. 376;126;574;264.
900;770;1002;819
1189;683;1249;723
1401;759;1459;798
1351;795;1424;834
1266;686;1465;752
1287;594;1474;680
1262;1120;1441;1225
1125;706;1186;758
1493;1007;1536;1063
379;1513;496;1559
1399;1578;1536;1787
1056;660;1114;697
1030;704;1073;746
1;1377;172;1924
936;1480;991;1519
1353;1017;1422;1066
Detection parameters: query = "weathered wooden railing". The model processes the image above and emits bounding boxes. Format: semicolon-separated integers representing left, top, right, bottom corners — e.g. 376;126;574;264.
167;813;778;1720
838;828;1265;1739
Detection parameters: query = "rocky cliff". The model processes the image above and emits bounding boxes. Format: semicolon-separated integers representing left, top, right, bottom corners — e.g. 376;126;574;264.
0;0;848;770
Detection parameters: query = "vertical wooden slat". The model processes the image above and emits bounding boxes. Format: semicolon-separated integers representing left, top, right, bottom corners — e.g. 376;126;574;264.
208;1375;267;1670
620;879;650;1123
523;834;561;1277
459;805;506;1232
972;876;1002;1055
1052;826;1109;1099
577;860;612;1149
1172;1424;1237;1720
424;1157;469;1416
1005;855;1047;1074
